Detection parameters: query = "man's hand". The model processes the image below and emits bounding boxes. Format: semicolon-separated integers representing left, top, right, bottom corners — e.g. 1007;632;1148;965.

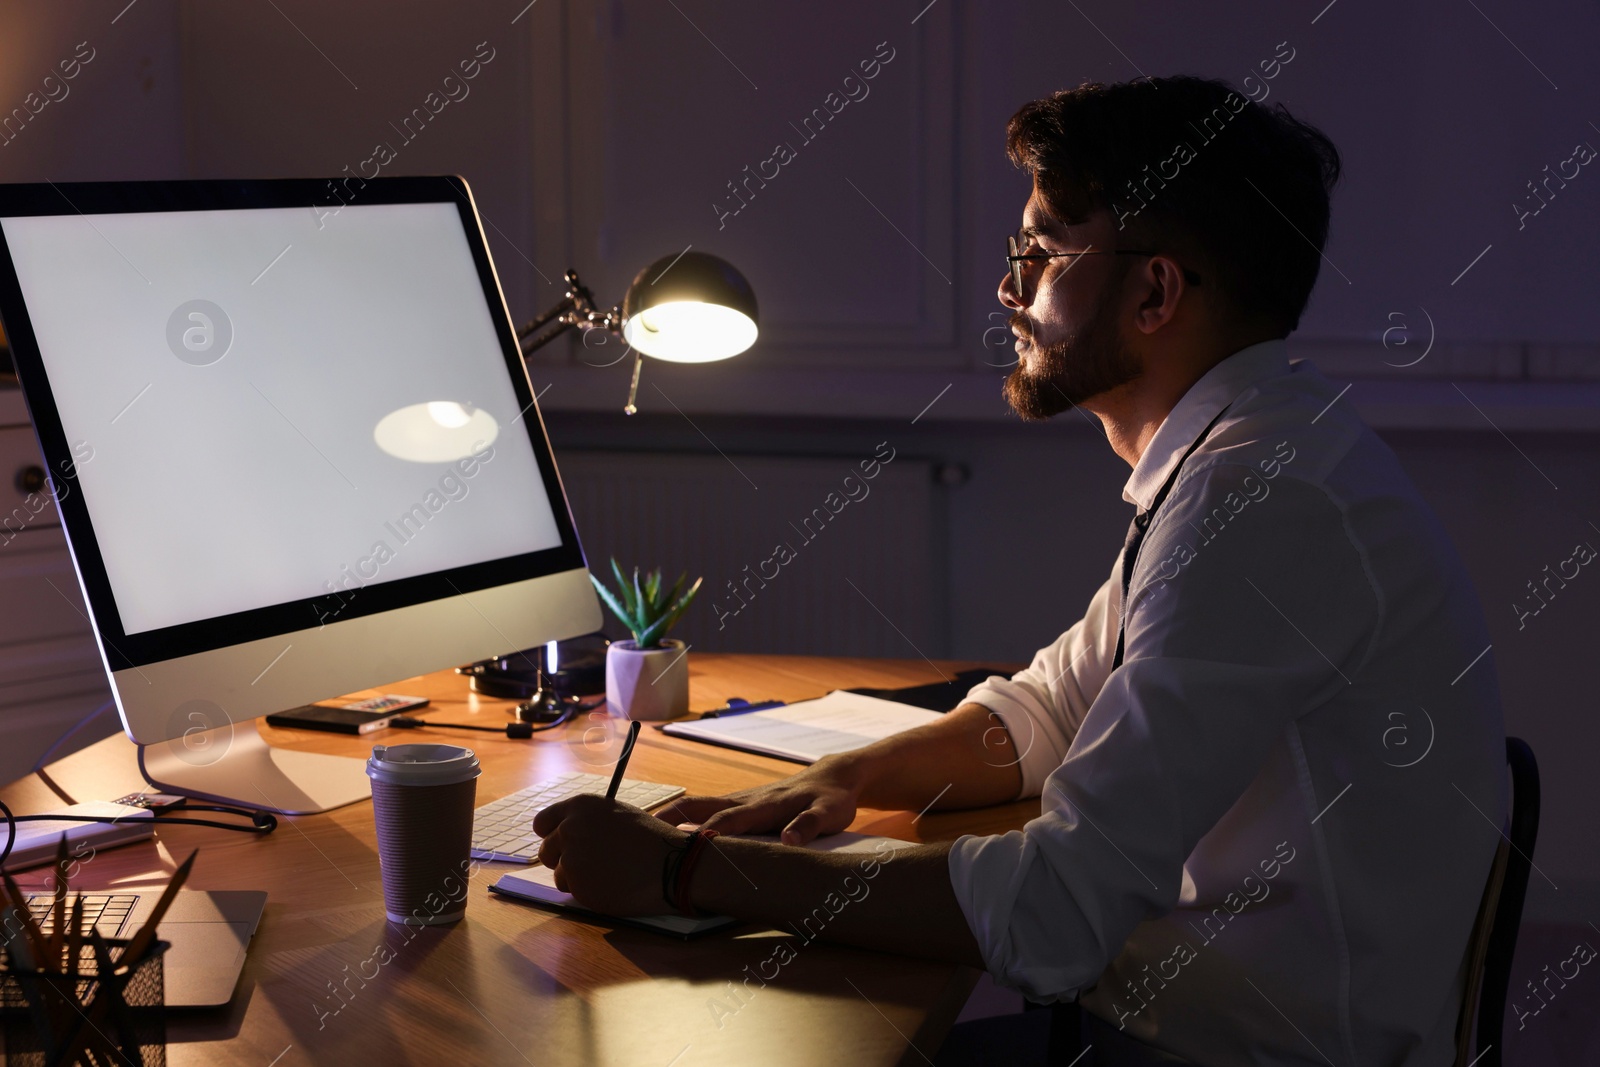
654;754;863;845
655;703;1023;844
532;795;689;916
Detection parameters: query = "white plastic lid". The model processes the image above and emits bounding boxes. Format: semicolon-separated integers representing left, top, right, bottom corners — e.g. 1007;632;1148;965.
366;743;481;786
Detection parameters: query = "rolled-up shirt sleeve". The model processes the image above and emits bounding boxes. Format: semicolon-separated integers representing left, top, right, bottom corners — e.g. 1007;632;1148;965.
962;560;1121;800
949;467;1381;1001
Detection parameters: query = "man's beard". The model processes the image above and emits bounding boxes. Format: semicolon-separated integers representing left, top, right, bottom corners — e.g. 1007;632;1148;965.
1002;269;1141;420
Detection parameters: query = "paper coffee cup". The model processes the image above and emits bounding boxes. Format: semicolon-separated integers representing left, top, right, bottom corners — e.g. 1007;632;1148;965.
367;743;481;925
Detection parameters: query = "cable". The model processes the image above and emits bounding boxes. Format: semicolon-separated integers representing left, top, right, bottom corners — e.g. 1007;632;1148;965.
0;799;277;869
7;811;276;834
389;696;604;739
390;717;549;739
30;699;117;774
24;698;120;806
0;798;14;869
5;812;275;833
34;769;75;807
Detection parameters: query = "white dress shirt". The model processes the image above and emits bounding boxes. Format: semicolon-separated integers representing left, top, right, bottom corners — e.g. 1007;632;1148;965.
948;339;1507;1066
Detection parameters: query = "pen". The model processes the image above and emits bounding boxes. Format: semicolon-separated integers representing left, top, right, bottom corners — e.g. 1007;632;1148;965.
605;720;642;801
698;699;786;719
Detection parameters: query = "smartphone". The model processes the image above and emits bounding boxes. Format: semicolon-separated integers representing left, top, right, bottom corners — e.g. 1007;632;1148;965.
264;694;430;735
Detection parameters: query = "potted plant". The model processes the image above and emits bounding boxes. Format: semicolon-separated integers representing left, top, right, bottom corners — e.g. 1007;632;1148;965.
590;560;703;720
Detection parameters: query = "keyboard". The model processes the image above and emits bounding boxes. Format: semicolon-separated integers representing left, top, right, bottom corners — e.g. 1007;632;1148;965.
25;892;139;938
471;771;686;863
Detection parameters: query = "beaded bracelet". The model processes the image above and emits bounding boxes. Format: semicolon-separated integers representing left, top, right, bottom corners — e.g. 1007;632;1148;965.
662;829;719;917
661;834;690;910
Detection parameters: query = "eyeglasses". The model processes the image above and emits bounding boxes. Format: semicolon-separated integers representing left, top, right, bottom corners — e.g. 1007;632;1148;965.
1006;234;1202;294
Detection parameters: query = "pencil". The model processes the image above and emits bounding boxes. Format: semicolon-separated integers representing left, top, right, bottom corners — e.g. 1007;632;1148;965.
605;721;642;801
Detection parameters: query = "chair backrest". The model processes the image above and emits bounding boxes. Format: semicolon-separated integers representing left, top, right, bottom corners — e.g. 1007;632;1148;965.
1454;839;1509;1063
1453;737;1540;1067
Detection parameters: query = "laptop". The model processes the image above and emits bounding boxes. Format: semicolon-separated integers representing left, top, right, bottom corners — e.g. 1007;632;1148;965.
24;889;266;1008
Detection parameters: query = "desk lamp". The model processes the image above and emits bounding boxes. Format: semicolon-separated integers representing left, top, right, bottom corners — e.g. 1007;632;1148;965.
468;250;759;717
515;250;758;413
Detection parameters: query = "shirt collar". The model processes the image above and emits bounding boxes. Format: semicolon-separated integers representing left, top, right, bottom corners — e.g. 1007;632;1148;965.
1121;339;1292;510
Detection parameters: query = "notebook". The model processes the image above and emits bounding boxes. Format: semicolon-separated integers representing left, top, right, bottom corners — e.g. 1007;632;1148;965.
660;690;945;763
489;831;916;937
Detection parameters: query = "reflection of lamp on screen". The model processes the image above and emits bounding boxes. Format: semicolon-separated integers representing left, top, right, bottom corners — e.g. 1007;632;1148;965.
514;251;759;413
373;401;499;463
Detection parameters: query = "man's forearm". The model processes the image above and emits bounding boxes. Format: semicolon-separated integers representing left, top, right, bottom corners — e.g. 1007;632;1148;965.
666;701;1019;972
831;701;1024;813
688;835;987;968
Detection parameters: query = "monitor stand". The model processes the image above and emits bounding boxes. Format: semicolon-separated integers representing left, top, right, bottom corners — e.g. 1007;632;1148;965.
137;718;371;815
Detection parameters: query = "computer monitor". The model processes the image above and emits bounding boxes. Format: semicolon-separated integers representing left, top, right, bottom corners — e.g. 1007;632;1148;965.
0;176;601;813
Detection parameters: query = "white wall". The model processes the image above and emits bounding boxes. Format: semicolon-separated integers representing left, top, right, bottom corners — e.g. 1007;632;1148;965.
0;1;184;183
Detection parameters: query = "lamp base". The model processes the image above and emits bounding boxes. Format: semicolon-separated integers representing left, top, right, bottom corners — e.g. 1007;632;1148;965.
456;633;609;702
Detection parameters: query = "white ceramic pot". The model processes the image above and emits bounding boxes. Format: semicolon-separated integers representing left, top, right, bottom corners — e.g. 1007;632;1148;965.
605;639;690;721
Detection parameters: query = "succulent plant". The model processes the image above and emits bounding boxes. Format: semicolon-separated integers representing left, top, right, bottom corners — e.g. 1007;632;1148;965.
590;559;703;650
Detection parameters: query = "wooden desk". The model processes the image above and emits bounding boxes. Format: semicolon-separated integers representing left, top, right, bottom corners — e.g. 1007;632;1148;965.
1;654;1036;1066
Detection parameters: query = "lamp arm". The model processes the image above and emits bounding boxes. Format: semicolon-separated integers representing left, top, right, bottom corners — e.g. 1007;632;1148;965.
515;294;576;347
519;316;577;355
516;269;625;356
512;266;646;416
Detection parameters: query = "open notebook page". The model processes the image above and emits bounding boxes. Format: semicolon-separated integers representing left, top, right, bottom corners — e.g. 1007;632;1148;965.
661;691;945;763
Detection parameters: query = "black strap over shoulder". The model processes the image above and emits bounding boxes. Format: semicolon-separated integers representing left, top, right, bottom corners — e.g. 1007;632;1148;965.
1112;400;1236;670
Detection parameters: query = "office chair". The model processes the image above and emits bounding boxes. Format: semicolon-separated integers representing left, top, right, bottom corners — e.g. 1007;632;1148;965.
1454;736;1540;1067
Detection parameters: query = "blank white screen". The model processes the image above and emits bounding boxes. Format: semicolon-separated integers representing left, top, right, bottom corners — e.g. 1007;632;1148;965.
2;201;562;635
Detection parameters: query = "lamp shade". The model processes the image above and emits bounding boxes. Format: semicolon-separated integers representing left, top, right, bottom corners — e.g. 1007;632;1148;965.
621;251;758;363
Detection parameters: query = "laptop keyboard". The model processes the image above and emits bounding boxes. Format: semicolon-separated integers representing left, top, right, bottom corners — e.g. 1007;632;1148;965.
25;892;139;938
471;771;685;863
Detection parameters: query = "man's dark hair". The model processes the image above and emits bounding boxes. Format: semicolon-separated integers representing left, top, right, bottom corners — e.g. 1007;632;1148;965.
1006;75;1341;336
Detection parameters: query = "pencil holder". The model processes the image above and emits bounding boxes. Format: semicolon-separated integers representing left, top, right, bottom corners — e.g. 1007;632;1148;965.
0;938;169;1067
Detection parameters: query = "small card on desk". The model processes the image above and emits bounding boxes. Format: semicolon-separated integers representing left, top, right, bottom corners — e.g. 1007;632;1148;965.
488;831;917;938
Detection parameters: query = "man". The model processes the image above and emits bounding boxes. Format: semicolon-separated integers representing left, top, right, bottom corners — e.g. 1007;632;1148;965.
534;76;1505;1065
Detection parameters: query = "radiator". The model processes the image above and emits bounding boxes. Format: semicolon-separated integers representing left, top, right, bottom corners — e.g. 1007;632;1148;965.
556;449;938;657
